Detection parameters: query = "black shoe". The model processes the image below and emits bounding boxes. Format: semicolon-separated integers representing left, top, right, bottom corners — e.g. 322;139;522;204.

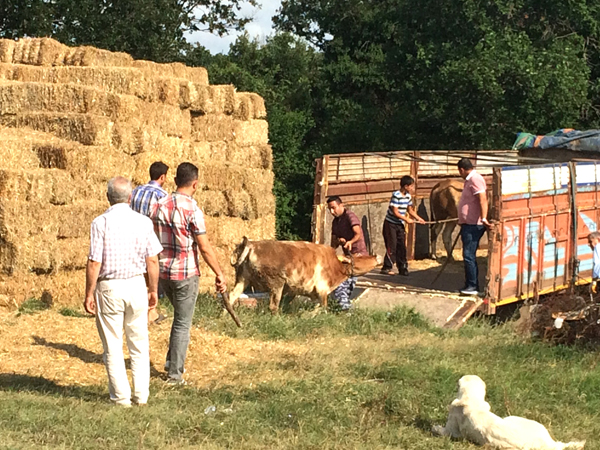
400;267;409;276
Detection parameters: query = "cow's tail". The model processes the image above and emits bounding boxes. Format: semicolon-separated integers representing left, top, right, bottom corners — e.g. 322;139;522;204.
231;236;251;267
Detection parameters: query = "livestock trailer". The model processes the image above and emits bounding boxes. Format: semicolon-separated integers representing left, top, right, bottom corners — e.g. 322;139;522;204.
312;151;600;314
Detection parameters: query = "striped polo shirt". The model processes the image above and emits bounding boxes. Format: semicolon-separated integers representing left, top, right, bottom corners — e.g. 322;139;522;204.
385;190;412;225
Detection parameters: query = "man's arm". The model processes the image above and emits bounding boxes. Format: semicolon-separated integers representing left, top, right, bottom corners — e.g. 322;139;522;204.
342;225;363;252
145;255;159;309
477;192;489;227
194;233;227;293
84;259;102;315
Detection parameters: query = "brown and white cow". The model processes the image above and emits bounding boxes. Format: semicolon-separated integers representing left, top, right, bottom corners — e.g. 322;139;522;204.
429;179;463;260
228;237;380;313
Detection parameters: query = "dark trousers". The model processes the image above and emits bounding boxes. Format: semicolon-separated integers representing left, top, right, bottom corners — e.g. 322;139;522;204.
382;220;407;272
460;224;486;290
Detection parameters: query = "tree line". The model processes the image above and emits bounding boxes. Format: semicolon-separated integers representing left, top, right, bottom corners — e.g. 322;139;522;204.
2;0;600;239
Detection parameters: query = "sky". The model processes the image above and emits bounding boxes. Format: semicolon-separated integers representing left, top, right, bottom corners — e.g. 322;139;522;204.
187;0;283;54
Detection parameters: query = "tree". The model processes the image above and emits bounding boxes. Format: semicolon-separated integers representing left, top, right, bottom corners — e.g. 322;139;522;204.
186;34;323;239
0;0;258;62
276;0;598;150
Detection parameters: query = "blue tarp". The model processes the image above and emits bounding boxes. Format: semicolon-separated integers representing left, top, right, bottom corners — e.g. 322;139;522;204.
513;129;600;152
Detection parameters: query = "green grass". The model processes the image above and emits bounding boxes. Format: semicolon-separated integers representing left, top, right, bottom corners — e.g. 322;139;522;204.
17;298;50;316
2;299;599;449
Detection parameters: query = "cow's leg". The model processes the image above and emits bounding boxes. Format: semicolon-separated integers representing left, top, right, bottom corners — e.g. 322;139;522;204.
228;277;247;308
430;222;443;260
442;222;457;261
269;284;285;315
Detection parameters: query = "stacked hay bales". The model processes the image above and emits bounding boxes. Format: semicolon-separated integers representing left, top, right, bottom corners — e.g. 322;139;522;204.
0;38;275;308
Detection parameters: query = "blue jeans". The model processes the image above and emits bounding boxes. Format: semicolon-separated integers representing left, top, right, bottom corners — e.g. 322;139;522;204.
460;225;486;291
332;277;357;310
160;276;199;380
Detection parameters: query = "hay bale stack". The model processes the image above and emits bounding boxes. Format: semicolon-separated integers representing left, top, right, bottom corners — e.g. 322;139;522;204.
0;37;274;308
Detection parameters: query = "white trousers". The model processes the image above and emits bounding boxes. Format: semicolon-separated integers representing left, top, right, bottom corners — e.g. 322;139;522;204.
95;276;149;406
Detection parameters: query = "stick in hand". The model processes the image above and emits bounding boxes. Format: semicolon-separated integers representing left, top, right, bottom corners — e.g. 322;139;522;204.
221;291;242;328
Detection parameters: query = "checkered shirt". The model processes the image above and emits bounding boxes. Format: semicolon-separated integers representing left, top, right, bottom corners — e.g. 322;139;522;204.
130;181;168;217
151;192;207;280
89;203;163;280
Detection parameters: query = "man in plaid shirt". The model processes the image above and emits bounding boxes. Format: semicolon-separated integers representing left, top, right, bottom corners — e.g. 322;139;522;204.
151;162;227;385
130;161;169;218
85;177;163;406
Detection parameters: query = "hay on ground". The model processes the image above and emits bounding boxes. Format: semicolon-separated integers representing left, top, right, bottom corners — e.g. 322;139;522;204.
0;269;86;306
233;119;269;146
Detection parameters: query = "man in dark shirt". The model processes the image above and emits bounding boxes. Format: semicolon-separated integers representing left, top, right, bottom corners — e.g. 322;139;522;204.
327;196;368;311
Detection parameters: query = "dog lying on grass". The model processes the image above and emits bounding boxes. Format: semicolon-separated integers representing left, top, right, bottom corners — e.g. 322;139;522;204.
432;375;585;449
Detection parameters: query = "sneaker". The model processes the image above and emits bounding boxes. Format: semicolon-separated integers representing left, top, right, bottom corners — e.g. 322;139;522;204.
164;361;185;374
460;288;479;296
166;378;187;386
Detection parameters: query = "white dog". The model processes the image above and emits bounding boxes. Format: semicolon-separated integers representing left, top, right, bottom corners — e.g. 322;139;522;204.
432;375;585;450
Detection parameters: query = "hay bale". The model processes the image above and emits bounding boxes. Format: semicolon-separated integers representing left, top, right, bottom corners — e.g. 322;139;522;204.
0;112;113;146
131;146;189;186
209;85;236;115
233;119;269;146
204;216;250;247
0;169;75;205
195;189;228;217
226;143;272;169
191;114;235;142
61;144;135;181
63;44;134;68
0;40;16;63
201;162;247;192
246;215;277;240
233;92;267;120
185;67;209;85
223;189;254;220
0;126;44;170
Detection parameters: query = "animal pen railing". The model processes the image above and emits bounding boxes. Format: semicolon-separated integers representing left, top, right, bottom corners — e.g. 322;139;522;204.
312;152;600;314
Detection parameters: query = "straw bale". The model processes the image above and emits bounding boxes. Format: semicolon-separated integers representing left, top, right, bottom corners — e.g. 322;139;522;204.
185;67;209;85
0;200;106;241
209;85;236;115
0;112;113;146
191;114;235;142
0;127;43;170
58;144;136;181
63;45;134;68
201;162;247;192
187;141;211;163
226;143;272;169
132;60;187;78
195;189;228;217
251;191;276;219
222;189;254;220
233;92;267;120
0;40;15;63
0;63;13;80
204;216;250;248
233;119;269;146
0;269;86;306
0;169;74;205
246;215;277;240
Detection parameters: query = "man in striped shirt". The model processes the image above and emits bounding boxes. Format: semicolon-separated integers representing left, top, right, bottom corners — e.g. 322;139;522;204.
151;162;227;385
85;177;163;406
381;175;426;276
130;161;169;218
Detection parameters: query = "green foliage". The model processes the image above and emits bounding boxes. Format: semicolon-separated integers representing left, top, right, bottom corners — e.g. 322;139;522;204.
17;298;50;316
58;307;87;318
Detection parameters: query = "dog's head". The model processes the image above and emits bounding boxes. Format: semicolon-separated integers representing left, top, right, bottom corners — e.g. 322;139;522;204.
454;375;487;406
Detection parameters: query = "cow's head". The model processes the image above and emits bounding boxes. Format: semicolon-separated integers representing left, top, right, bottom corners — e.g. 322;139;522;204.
338;254;381;277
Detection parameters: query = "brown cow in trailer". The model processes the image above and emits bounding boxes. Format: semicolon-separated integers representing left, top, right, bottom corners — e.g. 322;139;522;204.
228;238;380;313
429;179;463;260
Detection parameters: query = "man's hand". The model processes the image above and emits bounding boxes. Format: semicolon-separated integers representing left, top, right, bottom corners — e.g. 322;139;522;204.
343;240;353;251
482;218;492;229
338;237;347;245
148;291;158;309
215;274;227;293
417;217;426;225
592;279;599;294
404;217;413;224
84;295;96;315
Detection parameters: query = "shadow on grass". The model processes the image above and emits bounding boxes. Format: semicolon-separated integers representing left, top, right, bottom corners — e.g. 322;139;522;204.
31;335;165;379
32;336;103;364
0;373;104;401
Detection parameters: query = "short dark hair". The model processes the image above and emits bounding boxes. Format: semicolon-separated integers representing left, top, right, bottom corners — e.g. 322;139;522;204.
457;158;474;170
175;162;199;187
327;195;342;204
400;175;414;187
149;161;168;180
